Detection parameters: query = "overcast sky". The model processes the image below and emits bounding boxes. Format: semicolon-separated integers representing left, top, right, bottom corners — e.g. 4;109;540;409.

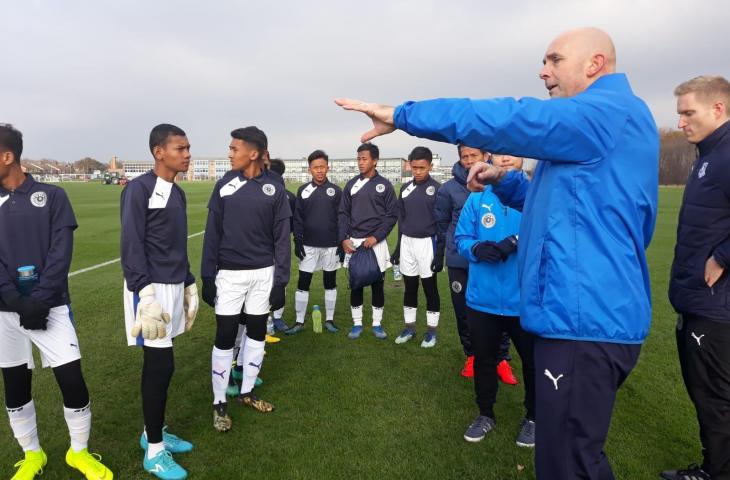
4;0;729;164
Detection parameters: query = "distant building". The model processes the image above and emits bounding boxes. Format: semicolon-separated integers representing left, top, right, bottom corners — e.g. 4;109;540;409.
119;154;457;184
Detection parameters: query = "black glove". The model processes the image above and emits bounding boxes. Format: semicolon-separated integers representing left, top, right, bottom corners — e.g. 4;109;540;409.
269;285;286;311
494;235;518;260
390;246;401;266
336;244;345;263
294;238;305;261
202;277;217;308
430;254;444;273
472;241;501;263
1;291;50;330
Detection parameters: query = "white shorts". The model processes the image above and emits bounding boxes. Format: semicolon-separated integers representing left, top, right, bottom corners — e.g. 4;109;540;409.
123;281;185;348
400;235;435;278
299;246;341;273
215;267;274;316
0;305;82;369
343;237;392;273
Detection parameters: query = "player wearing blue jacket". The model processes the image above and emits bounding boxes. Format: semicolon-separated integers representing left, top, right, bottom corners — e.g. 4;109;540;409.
434;147;518;382
455;178;536;448
336;27;659;480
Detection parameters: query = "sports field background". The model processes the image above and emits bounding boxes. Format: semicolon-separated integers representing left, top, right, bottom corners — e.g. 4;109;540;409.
0;182;694;479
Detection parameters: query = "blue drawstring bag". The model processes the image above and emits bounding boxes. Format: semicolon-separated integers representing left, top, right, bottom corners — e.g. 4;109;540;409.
348;247;383;290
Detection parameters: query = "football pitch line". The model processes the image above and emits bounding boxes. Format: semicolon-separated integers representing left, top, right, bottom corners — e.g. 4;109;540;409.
67;230;205;278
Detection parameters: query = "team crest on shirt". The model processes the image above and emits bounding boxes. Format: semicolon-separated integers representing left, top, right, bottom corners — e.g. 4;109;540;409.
481;213;496;229
30;191;47;208
451;281;462;293
375;184;385;193
262;184;276;196
426;186;436;196
326;187;335;197
698;162;708;178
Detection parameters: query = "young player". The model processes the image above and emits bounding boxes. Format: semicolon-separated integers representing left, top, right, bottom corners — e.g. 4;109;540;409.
0;124;113;480
455;166;536;448
434;145;518;383
121;124;198;479
339;143;398;339
201;126;291;432
287;149;343;335
390;147;443;347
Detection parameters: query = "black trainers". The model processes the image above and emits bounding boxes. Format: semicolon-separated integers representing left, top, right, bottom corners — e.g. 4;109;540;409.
660;464;711;480
515;418;535;448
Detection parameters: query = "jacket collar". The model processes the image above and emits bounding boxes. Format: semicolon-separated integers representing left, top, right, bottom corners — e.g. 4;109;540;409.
698;120;730;156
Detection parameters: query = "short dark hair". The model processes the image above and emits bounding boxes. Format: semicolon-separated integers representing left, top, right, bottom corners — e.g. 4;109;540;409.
269;158;285;175
357;142;379;160
149;124;186;154
307;149;328;164
408;146;433;163
231;126;268;160
457;143;487;157
0;124;23;163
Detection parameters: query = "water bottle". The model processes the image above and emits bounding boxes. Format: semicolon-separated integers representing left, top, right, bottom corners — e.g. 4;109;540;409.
266;315;274;335
392;264;403;281
17;266;38;296
312;305;322;333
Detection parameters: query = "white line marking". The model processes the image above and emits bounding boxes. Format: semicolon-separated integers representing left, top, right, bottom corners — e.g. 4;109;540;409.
68;230;204;278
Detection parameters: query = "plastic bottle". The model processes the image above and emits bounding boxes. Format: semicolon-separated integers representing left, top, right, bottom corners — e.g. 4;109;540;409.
266;315;274;335
17;266;38;296
392;264;403;281
312;305;322;333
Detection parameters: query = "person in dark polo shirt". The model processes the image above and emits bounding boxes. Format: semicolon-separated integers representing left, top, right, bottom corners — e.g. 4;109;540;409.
664;75;730;480
0;124;112;479
201;126;291;432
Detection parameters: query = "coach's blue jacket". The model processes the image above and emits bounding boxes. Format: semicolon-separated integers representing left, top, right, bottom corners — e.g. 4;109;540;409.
434;162;470;270
455;187;522;316
394;73;659;344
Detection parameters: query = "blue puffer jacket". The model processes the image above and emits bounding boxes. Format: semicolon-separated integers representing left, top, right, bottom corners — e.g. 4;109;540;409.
455;187;522;316
669;121;730;321
394;73;659;344
434;162;470;270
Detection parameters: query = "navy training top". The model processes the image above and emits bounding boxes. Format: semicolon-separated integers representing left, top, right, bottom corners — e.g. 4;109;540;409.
120;170;195;294
0;174;77;310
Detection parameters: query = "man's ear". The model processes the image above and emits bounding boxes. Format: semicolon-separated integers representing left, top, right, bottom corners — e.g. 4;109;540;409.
586;53;606;78
712;100;727;121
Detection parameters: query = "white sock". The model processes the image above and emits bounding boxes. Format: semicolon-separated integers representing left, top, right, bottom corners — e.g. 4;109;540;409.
324;289;337;321
372;306;384;327
212;346;234;405
427;310;440;328
236;326;247;367
273;307;284;320
7;400;40;452
146;440;165;459
351;305;363;326
404;306;417;326
295;290;309;324
63;403;91;452
234;324;245;349
240;338;266;395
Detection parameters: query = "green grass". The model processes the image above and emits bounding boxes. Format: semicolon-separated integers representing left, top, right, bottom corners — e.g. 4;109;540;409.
0;183;697;479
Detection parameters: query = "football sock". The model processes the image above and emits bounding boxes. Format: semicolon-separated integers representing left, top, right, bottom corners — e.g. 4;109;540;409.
240;338;266;395
351;305;363;327
212;347;234;405
7;400;40;452
295;290;309;324
324;289;337;321
64;403;91;452
372;306;384;327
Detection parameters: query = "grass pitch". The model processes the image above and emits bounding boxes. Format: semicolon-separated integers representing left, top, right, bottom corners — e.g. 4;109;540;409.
0;182;696;479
